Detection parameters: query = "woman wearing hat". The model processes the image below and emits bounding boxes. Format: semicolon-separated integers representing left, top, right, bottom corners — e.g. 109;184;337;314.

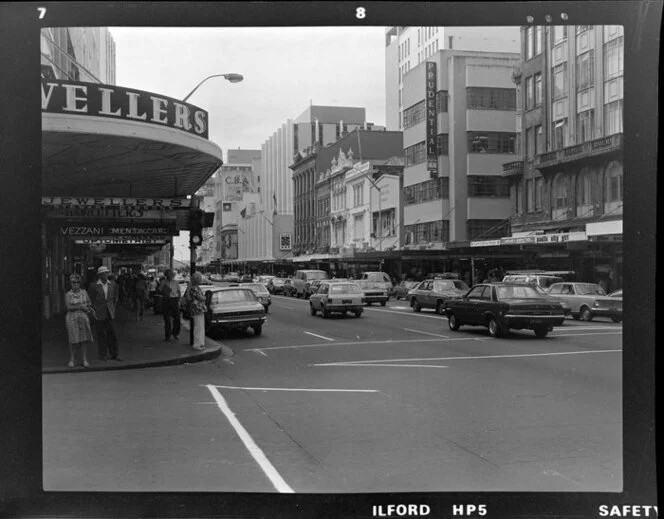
90;265;121;361
64;273;94;367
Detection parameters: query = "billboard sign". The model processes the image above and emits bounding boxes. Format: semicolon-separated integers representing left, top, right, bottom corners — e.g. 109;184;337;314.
425;61;438;178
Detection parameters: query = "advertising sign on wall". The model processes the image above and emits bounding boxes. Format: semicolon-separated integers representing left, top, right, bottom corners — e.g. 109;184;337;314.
279;233;292;251
222;172;255;201
425;61;438;178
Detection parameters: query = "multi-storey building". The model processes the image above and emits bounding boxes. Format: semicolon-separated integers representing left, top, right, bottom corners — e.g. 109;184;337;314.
400;49;520;251
503;24;624;289
40;27;116;83
385;26;520;131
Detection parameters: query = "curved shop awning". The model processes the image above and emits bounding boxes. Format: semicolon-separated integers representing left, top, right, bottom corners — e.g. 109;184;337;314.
42;80;224;199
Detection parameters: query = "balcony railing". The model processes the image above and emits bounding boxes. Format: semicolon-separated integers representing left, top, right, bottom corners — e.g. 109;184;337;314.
501;160;524;177
536;133;623;169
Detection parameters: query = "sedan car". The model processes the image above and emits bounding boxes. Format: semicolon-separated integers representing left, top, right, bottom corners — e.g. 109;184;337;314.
408;278;470;314
394;280;420;300
204;287;266;336
547;282;607;321
266;277;287;295
444;283;565;338
309;281;364;318
240;282;272;313
590;289;623;323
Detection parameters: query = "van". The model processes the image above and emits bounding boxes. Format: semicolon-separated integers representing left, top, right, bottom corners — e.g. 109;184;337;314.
293;269;329;298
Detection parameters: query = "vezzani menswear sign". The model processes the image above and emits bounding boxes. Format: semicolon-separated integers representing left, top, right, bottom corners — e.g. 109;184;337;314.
426;61;438;178
41;80;209;139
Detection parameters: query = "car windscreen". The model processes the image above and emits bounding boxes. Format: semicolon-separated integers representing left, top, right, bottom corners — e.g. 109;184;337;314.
433;280;469;291
308;272;328;281
330;284;362;294
211;290;257;304
243;284;268;293
404;281;418;288
576;284;606;295
495;285;546;300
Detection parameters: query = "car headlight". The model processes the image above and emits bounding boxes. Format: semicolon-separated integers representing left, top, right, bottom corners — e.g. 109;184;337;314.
593;301;600;308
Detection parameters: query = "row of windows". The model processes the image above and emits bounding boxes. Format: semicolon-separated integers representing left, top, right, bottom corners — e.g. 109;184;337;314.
467;87;516;111
467;176;510;197
398;38;411;61
404;220;449;244
467;219;509;240
468;132;516;154
404;177;449;205
525;73;543;110
404;134;450;167
403;101;425;129
548;99;622;150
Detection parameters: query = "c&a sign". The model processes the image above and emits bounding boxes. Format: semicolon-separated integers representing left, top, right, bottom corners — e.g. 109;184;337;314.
41;80;209;139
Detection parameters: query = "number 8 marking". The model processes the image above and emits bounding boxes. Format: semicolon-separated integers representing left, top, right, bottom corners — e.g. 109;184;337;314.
356;7;366;19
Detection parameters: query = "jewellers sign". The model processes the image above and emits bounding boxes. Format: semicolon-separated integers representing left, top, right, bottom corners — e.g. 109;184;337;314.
425;61;438;178
41;80;209;139
42;197;190;209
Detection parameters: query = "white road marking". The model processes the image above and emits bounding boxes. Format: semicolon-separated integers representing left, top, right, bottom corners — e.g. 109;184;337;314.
311;348;622;367
319;363;449;369
369;308;446;320
303;331;335;341
209;385;379;393
553;326;621;331
404;328;449;338
205;384;294;493
249;338;445;352
549;332;622;338
253;350;269;357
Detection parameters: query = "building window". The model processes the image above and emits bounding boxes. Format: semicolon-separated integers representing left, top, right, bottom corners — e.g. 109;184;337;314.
553;26;568;43
353;184;363;207
576;25;592;34
526;26;534;59
467;176;510;197
552;118;567;149
604;37;624;79
534;176;544;210
553;63;568;99
468;132;516;153
603;25;624;42
515;183;521;214
525;76;534;110
404;141;427;166
534;73;542;106
372;208;397;238
403;100;426;129
404;177;449;205
526;178;534;211
436;133;449;155
404;220;450;244
576;50;595;90
525;127;534;159
467;220;508;240
552;173;568;209
576;109;595;142
576;168;592;206
605;162;623;202
535;26;542;55
604;100;623;135
436;90;448;112
466;87;516;110
535;125;543;155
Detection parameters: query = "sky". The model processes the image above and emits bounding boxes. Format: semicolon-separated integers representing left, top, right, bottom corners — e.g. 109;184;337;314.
108;27;388;261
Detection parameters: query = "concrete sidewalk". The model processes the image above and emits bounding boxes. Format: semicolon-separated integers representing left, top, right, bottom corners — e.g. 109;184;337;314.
42;304;233;374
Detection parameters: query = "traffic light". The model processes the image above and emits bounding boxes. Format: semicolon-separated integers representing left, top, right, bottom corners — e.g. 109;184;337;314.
189;208;204;247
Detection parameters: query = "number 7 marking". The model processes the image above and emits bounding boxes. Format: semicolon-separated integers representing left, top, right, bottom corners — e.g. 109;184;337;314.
37;7;46;19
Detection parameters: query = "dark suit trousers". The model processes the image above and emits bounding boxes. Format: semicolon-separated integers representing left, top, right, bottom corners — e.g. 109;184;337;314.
162;298;181;338
96;317;119;358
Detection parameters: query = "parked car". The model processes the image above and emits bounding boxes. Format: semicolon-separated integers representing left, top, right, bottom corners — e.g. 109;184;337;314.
547;282;607;321
589;289;623;323
255;275;276;286
293;269;329;298
394;280;420;300
407;278;470;315
240;282;272;313
203;287;266;336
359;272;394;299
502;273;563;290
266;277;288;295
444;283;566;338
222;272;240;282
503;278;571;316
309;281;364;318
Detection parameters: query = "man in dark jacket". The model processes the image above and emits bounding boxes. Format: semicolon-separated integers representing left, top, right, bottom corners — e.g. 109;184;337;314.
89;265;120;360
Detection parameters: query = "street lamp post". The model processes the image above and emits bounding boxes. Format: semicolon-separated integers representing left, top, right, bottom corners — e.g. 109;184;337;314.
182;73;244;103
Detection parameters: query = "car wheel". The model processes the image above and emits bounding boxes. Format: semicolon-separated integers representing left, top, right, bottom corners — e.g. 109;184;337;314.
380;301;386;307
322;305;330;319
579;306;593;321
488;317;504;338
448;313;461;331
310;303;317;316
411;298;421;312
253;324;262;336
534;324;549;338
611;317;622;323
436;301;445;315
355;310;362;318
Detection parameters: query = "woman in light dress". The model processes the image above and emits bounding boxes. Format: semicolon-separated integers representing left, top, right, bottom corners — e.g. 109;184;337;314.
64;273;95;367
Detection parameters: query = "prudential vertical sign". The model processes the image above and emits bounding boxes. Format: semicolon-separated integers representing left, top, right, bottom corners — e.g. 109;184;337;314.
426;61;438;178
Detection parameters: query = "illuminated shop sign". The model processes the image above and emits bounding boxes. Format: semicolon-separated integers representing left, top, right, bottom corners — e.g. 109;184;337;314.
41;80;209;139
75;237;169;245
470;239;502;247
59;223;175;236
42;197;190;208
425;61;438;178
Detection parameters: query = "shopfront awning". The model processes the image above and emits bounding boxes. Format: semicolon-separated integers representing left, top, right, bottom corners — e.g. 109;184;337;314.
586;219;622;236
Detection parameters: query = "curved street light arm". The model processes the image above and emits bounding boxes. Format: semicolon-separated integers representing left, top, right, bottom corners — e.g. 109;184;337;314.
182;73;243;103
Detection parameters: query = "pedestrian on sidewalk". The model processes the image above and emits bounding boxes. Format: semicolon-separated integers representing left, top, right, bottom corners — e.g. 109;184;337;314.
159;269;182;341
133;273;148;321
64;273;94;368
89;266;121;361
186;272;208;351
